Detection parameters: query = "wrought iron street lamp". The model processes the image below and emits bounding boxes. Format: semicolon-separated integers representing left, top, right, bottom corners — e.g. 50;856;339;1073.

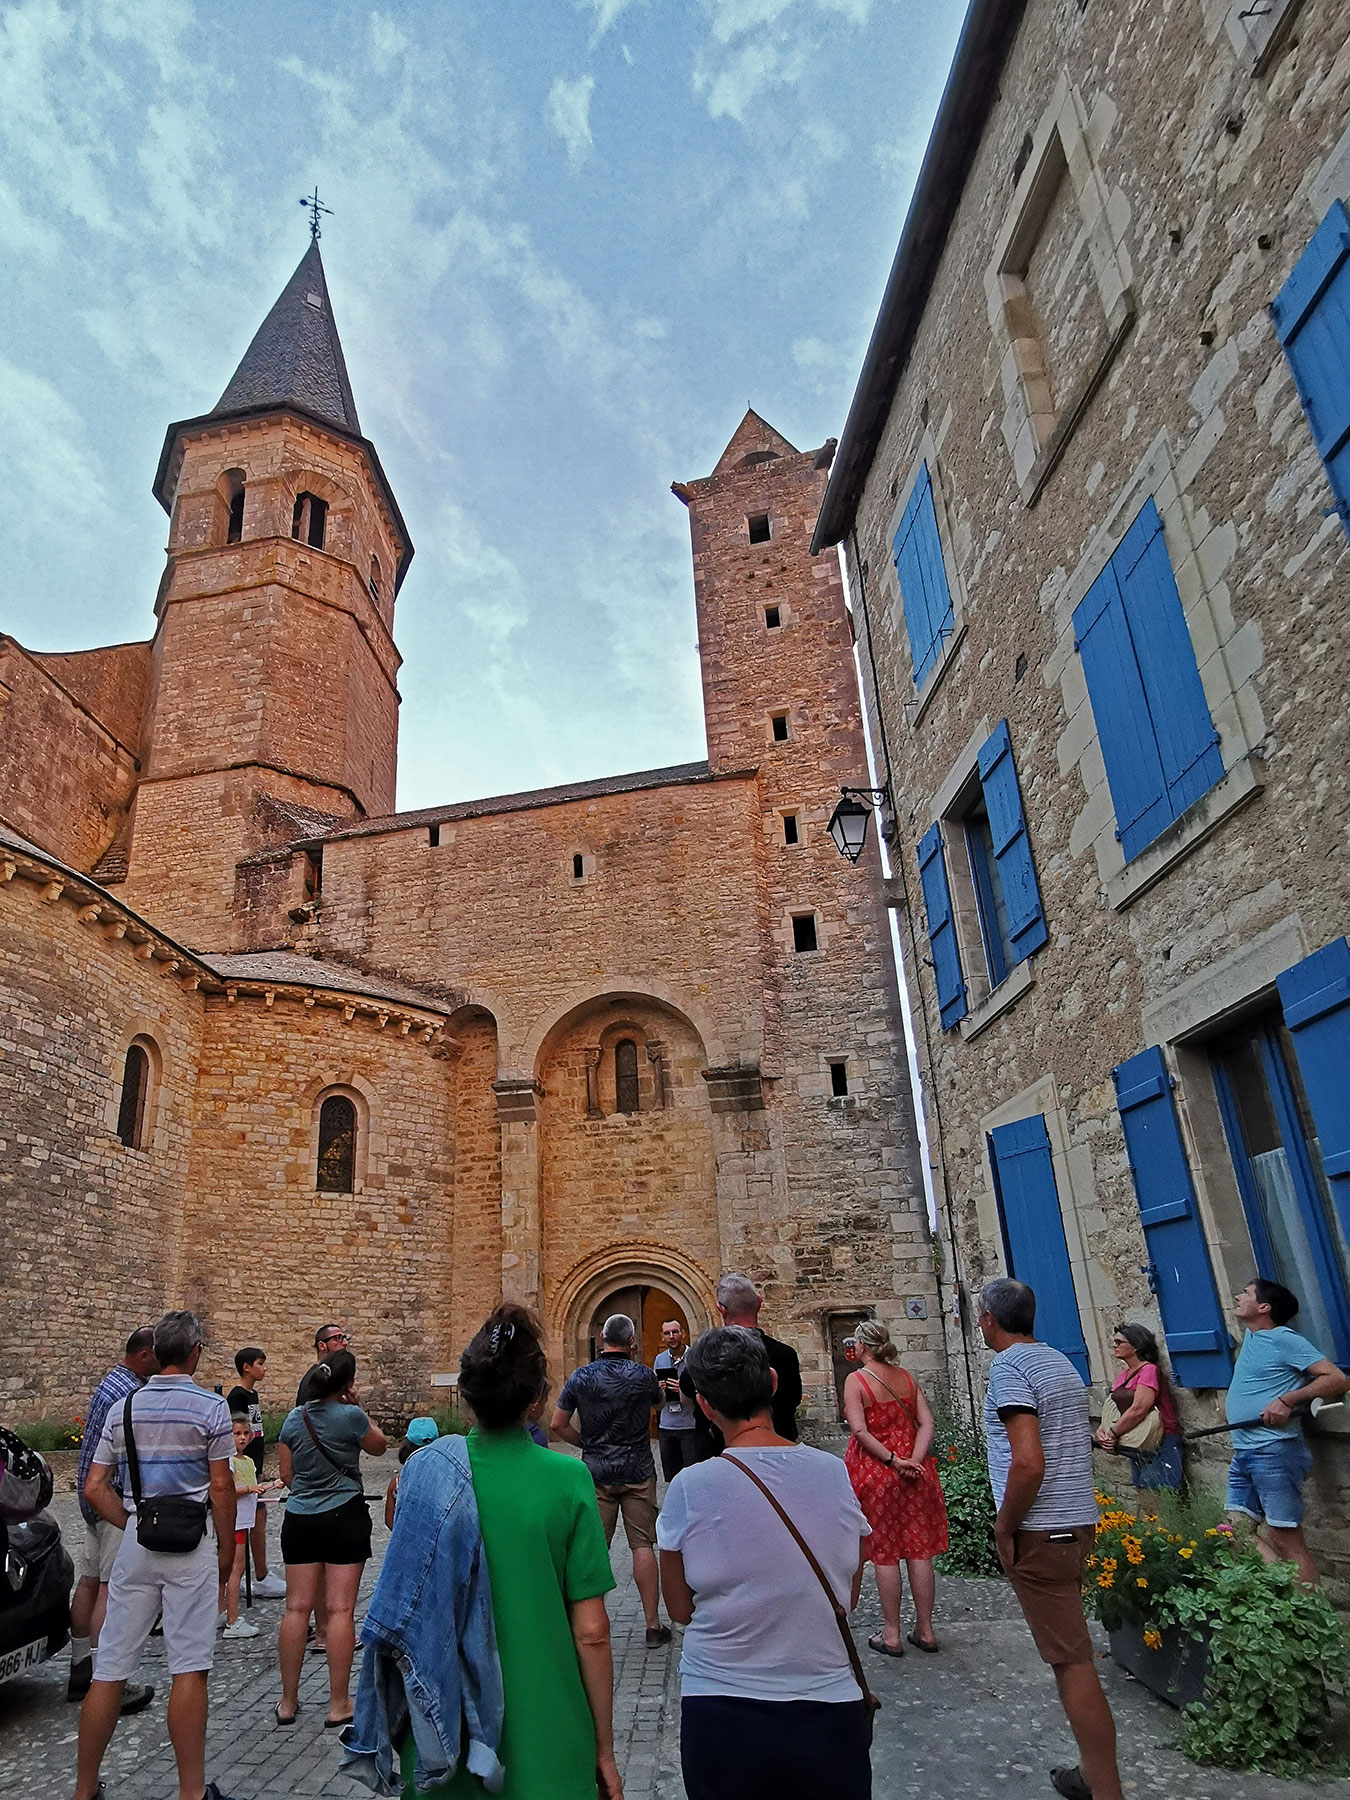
827;787;889;863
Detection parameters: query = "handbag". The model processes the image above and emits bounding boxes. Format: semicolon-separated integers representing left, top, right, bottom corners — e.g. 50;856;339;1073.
123;1396;209;1553
1099;1379;1164;1455
301;1406;372;1508
723;1454;881;1746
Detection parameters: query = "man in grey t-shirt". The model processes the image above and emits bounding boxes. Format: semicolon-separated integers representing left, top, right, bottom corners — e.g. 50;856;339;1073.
979;1279;1122;1800
653;1318;706;1482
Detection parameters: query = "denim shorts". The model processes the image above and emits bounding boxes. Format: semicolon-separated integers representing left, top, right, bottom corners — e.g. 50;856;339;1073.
1226;1434;1313;1530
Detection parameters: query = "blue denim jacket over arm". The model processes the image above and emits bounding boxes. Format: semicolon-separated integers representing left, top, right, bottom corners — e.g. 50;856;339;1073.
341;1434;505;1796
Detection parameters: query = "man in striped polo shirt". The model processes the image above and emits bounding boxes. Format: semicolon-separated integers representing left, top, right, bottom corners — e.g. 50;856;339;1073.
979;1278;1122;1800
74;1311;237;1800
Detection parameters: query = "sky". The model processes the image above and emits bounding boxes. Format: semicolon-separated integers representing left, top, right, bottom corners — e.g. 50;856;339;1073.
0;0;965;813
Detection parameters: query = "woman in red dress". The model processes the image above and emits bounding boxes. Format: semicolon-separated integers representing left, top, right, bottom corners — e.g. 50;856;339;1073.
843;1319;948;1656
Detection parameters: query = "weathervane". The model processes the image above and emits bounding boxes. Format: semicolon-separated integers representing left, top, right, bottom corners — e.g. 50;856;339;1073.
299;186;333;243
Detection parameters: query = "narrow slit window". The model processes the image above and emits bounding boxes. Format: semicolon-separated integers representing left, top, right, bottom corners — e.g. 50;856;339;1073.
572;853;584;880
764;605;781;629
428;825;440;848
792;913;818;953
771;713;789;743
748;513;771;544
830;1062;849;1097
292;492;328;549
615;1039;640;1114
369;555;382;603
302;848;322;901
317;1094;357;1192
225;471;246;545
116;1043;151;1149
783;813;800;846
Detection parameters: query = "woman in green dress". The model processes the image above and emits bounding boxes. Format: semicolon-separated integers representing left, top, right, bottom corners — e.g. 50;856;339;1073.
400;1304;623;1800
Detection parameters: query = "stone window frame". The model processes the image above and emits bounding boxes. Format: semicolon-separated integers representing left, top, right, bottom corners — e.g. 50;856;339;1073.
772;806;804;849
886;429;968;719
985;74;1136;506
1048;428;1266;913
1214;0;1306;74
976;1075;1113;1383
309;1080;372;1195
782;906;825;956
109;1028;164;1154
568;848;596;887
924;716;1036;1037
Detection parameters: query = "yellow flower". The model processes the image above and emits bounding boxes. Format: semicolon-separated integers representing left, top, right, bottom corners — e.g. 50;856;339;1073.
1136;1577;1148;1588
1143;1628;1162;1651
1097;1573;1115;1588
1178;1547;1193;1559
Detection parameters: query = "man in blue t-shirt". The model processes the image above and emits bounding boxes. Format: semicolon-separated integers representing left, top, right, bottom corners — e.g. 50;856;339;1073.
1225;1278;1348;1584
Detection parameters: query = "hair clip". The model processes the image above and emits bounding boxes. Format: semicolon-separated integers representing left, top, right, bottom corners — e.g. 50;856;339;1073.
488;1320;516;1355
317;1361;331;1378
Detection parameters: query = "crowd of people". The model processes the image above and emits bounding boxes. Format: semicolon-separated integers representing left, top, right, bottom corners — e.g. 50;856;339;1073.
26;1265;1342;1800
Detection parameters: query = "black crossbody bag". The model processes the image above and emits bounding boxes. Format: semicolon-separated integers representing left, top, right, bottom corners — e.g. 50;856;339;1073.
123;1395;209;1554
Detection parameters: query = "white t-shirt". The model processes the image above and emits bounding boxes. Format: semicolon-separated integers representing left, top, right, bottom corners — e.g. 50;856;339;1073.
656;1445;869;1702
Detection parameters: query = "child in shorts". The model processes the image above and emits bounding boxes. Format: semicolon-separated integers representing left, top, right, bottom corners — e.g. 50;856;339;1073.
219;1414;278;1638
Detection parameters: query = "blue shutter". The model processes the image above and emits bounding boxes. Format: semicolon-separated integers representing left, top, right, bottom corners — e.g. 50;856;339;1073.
1112;1046;1234;1389
893;464;955;687
1272;201;1350;536
1073;500;1223;861
917;822;966;1029
1115;501;1224;825
987;1116;1090;1382
1278;937;1350;1246
977;720;1047;963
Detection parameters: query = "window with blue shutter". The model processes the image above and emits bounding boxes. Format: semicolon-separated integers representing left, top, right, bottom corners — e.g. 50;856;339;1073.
987;1115;1090;1381
974;720;1048;965
1271;201;1350;538
893;463;955;688
917;822;967;1029
1278;937;1350;1254
1112;1046;1233;1389
1072;498;1224;861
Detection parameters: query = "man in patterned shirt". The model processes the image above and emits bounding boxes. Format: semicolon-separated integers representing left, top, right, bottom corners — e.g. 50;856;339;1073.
67;1327;159;1707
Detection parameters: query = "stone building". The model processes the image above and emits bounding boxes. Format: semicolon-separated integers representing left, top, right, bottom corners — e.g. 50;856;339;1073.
1;243;939;1420
812;0;1350;1580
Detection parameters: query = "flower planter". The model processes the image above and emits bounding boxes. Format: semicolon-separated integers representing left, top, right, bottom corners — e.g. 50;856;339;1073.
1108;1622;1210;1709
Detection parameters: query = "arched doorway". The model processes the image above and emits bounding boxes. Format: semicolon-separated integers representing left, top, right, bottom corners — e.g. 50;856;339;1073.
554;1248;716;1383
585;1282;690;1369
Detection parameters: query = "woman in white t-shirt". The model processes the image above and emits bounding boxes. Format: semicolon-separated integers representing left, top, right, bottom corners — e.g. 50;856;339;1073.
657;1327;872;1800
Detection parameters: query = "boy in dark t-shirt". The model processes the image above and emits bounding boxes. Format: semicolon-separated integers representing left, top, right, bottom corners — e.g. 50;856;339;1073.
227;1346;287;1597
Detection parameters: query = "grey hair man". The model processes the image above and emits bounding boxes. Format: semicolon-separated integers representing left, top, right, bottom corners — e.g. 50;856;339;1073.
977;1279;1122;1800
73;1310;238;1800
552;1313;670;1646
714;1274;802;1443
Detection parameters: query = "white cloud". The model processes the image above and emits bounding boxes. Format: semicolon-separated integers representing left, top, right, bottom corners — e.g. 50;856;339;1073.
546;73;596;166
692;0;872;120
583;0;639;38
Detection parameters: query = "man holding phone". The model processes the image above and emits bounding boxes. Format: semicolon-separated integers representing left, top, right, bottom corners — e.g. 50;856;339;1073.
653;1319;705;1481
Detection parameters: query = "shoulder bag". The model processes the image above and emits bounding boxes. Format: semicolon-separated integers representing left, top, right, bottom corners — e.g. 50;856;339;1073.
122;1395;209;1553
722;1453;881;1745
301;1406;371;1508
1099;1374;1164;1455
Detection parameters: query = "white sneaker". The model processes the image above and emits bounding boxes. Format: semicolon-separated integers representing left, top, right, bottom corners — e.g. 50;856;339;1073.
222;1617;260;1639
252;1572;288;1598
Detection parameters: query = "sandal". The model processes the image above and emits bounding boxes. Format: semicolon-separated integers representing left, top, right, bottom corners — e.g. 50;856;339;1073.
274;1701;300;1726
1050;1767;1093;1800
325;1713;354;1730
906;1630;940;1653
867;1633;904;1657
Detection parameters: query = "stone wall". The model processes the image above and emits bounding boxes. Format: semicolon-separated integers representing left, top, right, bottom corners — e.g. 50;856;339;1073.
844;0;1350;1580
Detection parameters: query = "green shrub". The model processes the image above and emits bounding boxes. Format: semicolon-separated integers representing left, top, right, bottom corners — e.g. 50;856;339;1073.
929;1383;1001;1579
1158;1557;1346;1777
16;1417;83;1452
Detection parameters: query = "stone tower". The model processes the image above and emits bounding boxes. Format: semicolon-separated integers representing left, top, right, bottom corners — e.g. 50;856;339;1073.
674;416;930;1341
113;242;413;950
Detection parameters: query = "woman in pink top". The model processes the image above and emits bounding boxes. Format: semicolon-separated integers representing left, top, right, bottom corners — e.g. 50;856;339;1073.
1094;1324;1183;1491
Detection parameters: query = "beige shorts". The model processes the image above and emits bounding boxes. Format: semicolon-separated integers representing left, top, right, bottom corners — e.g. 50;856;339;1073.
1005;1525;1096;1666
80;1518;124;1585
594;1478;659;1551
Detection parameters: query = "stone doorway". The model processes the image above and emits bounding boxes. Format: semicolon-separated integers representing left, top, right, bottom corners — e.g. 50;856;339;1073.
585;1283;690;1369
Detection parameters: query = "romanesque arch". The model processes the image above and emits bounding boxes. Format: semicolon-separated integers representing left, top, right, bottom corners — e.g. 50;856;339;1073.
552;1241;718;1374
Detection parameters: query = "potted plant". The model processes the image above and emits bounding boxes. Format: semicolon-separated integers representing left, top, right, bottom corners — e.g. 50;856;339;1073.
1086;1493;1224;1706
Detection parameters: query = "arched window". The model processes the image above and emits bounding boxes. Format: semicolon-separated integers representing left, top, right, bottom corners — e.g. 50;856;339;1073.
116;1042;151;1149
316;1094;357;1192
225;469;246;544
292;491;328;550
615;1040;640;1115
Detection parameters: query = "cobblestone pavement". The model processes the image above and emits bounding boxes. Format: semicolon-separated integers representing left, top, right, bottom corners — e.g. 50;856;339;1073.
1;1455;1339;1799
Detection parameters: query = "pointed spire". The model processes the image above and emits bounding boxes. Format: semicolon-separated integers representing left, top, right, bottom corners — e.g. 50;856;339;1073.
711;410;798;476
211;242;361;436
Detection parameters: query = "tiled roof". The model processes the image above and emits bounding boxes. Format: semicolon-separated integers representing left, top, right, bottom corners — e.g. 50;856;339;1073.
211;242;361;436
316;760;725;842
199;951;457;1015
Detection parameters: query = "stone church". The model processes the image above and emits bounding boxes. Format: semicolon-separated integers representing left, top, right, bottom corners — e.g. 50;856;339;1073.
1;241;939;1421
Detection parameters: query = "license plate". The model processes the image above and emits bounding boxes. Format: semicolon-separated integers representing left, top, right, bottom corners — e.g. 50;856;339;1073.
0;1638;49;1684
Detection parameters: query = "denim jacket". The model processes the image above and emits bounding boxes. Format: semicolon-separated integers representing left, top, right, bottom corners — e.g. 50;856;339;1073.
342;1434;505;1795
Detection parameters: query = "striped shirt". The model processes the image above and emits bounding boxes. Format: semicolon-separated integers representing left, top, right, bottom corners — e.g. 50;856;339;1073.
78;1364;144;1527
984;1341;1097;1530
93;1374;233;1505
